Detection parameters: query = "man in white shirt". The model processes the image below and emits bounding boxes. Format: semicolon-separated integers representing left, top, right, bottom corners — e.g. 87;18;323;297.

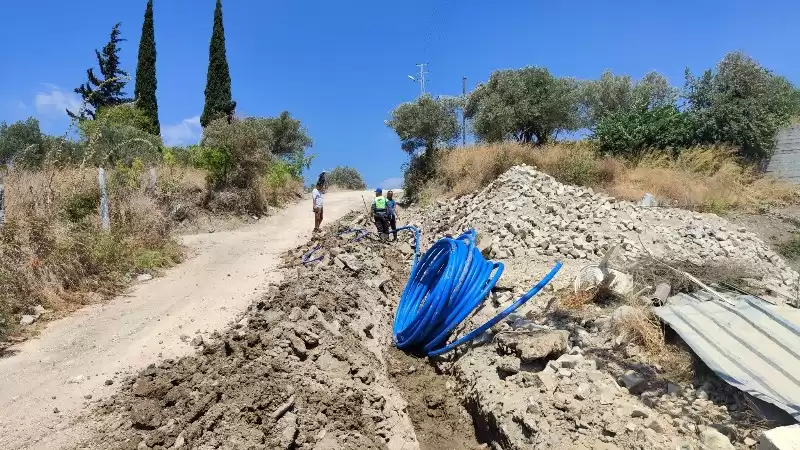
312;180;324;232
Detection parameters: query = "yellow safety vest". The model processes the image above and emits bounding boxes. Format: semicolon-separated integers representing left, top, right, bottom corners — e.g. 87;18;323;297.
374;196;387;210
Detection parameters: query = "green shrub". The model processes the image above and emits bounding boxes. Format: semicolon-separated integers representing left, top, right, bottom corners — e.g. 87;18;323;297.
326;166;367;190
63;192;99;223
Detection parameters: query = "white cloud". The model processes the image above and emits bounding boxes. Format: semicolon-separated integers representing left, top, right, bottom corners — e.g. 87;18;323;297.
162;116;202;146
380;177;403;190
34;85;81;117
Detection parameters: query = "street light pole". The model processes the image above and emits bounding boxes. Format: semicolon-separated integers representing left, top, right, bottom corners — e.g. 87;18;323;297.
462;76;467;146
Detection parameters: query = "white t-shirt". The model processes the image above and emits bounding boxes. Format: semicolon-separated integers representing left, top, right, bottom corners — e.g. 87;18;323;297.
312;188;323;209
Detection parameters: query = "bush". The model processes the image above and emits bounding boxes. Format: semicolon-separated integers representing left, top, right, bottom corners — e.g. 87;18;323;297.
326;166;366;190
593;105;696;156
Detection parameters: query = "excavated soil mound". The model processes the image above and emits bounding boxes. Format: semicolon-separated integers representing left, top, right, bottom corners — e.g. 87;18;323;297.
79;216;426;450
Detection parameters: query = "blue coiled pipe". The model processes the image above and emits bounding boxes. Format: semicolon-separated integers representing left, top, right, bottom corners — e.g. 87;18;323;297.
393;229;562;357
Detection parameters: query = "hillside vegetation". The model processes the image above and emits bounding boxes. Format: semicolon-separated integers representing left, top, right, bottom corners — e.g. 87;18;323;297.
387;52;800;204
426;142;797;214
0;3;314;339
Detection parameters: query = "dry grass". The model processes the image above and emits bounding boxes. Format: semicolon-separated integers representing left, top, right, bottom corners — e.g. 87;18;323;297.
0;166;191;338
435;142;800;213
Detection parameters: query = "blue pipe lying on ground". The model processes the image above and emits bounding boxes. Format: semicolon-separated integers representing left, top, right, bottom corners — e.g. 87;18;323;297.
304;224;560;356
392;228;561;357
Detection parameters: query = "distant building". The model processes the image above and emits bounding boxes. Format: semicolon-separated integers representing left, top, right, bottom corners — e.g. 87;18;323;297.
766;124;800;182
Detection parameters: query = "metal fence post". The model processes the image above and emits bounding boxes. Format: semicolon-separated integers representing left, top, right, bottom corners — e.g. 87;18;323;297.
98;167;110;231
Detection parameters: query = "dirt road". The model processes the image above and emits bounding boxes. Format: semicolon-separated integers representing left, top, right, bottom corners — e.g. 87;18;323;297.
0;190;371;450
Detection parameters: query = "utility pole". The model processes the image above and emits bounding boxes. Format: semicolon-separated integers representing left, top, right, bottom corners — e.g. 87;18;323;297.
416;63;427;94
462;76;467;146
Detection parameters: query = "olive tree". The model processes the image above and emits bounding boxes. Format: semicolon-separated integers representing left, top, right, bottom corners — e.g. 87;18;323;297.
386;95;459;199
386;94;460;155
685;51;796;160
581;70;676;128
466;67;581;145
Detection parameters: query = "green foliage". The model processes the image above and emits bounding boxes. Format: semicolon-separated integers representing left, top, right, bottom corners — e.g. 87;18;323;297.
466;67;581;145
326;166;367;190
401;150;439;201
78;105;162;166
581;70;676;128
70;23;130;120
134;0;160;135
201;117;272;188
685;51;796;160
62;192;100;223
0;118;45;166
200;0;236;127
592;105;696;156
190;145;233;188
387;94;460;154
261;111;313;155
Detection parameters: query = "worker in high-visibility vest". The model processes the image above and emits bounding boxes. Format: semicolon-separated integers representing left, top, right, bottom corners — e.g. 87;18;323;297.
372;187;390;241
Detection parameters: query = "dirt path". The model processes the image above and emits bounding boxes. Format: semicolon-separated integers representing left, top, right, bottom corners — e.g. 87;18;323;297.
0;190;371;450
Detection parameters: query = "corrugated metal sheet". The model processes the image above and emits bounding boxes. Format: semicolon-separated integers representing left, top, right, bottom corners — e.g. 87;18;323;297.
766;124;800;183
653;291;800;421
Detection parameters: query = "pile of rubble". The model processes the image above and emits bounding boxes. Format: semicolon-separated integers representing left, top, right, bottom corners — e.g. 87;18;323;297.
409;165;799;305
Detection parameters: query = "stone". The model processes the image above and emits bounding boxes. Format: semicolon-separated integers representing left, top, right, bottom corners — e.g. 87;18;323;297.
191;335;204;347
759;424;800;450
496;356;521;375
617;370;646;393
32;305;47;316
667;383;683;397
131;400;163;430
19;315;36;326
699;428;734;450
336;254;363;272
399;243;414;256
137;273;153;282
575;383;592;400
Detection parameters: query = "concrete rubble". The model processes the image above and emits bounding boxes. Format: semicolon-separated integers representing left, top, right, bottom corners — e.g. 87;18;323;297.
407;165;799;306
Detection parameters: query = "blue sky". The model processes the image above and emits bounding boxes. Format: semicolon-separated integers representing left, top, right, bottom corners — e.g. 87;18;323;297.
2;0;800;189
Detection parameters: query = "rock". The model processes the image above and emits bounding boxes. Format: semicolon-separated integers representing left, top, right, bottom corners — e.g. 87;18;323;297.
19;315;36;326
104;379;114;386
699;427;735;450
336;254;363;272
32;305;47;316
575;383;592;400
617;370;646;393
667;383;683;397
53;407;60;414
131;400;163;430
190;335;204;347
84;394;92;400
631;408;649;418
399;243;414;256
646;419;665;433
137;273;153;282
497;330;569;363
496;356;521;376
68;375;85;384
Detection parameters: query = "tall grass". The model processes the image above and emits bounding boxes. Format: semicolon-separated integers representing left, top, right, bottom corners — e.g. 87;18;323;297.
0;166;186;337
435;142;798;212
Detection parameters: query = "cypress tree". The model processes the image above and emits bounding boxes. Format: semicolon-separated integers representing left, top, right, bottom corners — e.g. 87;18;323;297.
134;0;160;135
69;23;129;120
200;0;236;127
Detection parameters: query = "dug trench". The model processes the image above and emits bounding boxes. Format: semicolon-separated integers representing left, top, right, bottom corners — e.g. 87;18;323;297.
76;211;485;450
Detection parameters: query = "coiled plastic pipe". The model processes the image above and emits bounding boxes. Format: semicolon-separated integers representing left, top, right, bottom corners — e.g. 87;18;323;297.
393;229;562;357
